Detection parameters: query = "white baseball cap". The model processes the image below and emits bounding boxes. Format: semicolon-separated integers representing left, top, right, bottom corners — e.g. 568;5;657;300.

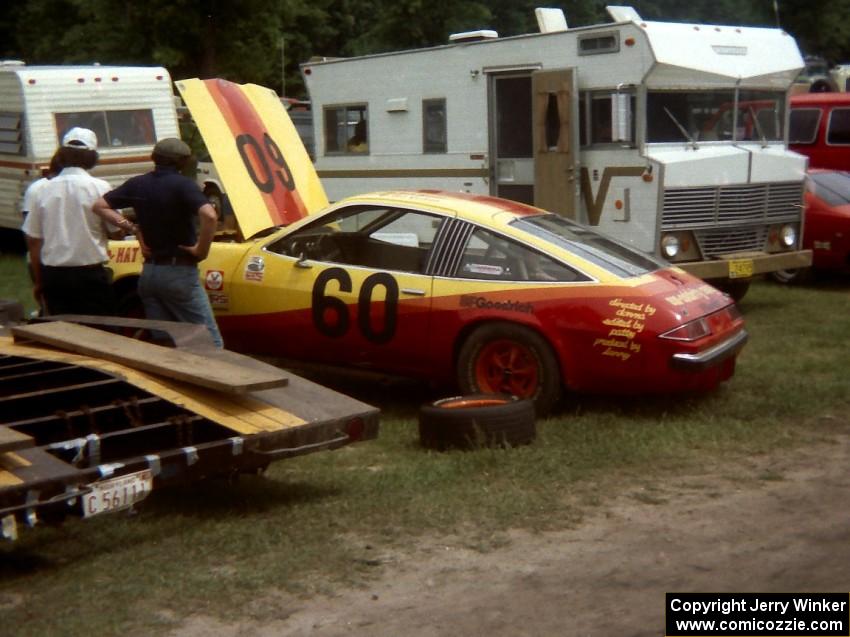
62;127;98;150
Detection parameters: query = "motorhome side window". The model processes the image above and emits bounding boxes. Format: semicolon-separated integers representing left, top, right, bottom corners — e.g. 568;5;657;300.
0;113;24;155
789;108;821;144
827;108;850;145
422;98;447;153
55;110;155;147
646;90;784;143
579;91;635;146
324;104;368;155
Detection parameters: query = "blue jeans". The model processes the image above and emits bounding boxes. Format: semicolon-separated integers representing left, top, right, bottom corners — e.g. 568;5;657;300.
138;264;224;348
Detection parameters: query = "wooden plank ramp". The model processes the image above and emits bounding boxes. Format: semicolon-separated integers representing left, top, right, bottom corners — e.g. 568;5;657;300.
0;427;33;454
11;321;288;394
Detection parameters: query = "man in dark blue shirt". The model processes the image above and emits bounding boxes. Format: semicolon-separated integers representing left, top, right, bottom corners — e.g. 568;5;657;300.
94;138;223;347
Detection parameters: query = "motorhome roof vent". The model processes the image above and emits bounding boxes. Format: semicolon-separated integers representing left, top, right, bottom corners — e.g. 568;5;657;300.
606;6;642;23
535;8;568;33
449;30;498;43
0;60;26;68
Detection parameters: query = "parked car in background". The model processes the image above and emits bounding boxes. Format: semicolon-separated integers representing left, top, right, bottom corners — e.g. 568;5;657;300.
801;170;850;274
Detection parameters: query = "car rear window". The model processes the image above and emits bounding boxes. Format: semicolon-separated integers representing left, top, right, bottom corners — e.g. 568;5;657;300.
512;214;663;278
808;171;850;206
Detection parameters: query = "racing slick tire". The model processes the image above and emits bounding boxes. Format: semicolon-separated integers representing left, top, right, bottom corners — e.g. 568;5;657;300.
418;394;536;451
457;322;562;416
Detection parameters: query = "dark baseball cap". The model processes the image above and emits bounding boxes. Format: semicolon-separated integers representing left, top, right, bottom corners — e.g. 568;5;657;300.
153;138;192;158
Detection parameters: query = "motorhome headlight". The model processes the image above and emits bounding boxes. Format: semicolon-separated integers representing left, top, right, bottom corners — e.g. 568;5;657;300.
780;224;797;248
661;234;680;259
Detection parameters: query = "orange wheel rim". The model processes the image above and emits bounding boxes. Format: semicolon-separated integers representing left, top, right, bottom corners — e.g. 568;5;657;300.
438;397;509;409
473;339;539;399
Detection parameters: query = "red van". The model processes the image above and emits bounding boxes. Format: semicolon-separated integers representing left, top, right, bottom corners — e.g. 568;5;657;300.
789;93;850;170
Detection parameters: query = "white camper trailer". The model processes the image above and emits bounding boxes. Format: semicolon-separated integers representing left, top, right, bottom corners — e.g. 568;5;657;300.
302;6;812;293
0;62;179;234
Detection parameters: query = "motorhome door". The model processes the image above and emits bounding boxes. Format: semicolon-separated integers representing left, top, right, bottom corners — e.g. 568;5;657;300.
489;74;534;205
532;68;578;218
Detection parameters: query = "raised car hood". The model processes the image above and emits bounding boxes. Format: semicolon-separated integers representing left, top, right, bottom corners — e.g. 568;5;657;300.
177;78;328;238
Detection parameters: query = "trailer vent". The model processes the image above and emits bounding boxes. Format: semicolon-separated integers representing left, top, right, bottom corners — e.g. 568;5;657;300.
578;32;620;56
449;30;498;43
661;182;803;228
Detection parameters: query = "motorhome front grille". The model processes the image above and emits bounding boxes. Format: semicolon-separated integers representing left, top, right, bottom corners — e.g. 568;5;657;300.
662;182;803;228
694;227;767;257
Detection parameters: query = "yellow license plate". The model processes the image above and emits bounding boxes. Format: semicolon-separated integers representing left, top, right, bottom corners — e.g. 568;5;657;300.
728;259;754;279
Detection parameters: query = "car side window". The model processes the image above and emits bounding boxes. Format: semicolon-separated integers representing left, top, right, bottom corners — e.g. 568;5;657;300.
789;108;821;144
455;227;587;282
266;205;442;274
827;108;850;145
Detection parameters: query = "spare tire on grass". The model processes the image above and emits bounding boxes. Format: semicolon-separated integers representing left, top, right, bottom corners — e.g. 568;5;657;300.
418;394;536;451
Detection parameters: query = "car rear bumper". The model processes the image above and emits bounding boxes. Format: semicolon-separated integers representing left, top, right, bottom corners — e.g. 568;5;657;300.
670;329;749;371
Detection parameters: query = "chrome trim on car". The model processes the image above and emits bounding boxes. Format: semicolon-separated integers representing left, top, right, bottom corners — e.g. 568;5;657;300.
670;329;748;371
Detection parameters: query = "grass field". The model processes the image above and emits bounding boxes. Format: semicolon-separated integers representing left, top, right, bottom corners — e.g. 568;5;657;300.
1;259;848;636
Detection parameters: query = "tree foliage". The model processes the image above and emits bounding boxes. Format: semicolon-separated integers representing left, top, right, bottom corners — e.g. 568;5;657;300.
1;0;848;98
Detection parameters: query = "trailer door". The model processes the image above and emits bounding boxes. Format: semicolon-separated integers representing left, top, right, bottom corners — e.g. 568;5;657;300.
490;74;534;205
532;68;578;218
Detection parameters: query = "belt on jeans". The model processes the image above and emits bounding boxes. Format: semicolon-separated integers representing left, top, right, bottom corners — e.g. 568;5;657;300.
43;263;104;270
145;255;198;266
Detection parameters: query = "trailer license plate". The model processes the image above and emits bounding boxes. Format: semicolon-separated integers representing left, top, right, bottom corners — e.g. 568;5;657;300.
728;259;753;279
83;469;153;518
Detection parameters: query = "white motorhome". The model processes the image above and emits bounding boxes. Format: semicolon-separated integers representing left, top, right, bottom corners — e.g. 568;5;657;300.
302;6;812;293
0;62;179;233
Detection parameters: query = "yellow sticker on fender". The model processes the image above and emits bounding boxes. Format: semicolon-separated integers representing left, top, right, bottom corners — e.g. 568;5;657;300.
728;259;754;279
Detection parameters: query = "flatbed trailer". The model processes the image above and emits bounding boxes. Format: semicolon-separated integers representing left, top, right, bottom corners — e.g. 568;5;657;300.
0;315;379;540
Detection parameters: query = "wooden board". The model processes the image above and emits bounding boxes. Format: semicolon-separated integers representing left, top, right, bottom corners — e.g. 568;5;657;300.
0;427;33;454
11;321;288;394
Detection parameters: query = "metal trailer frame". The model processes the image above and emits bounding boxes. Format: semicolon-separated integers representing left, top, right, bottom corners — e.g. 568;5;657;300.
0;315;379;541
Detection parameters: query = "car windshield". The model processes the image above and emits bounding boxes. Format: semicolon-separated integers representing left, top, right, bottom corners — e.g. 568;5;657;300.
808;171;850;206
511;215;663;278
646;90;785;143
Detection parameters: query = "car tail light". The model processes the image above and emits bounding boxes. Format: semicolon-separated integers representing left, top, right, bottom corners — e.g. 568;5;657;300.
660;317;711;341
661;305;743;342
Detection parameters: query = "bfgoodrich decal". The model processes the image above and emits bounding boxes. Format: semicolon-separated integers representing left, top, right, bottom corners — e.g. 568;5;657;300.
459;295;533;314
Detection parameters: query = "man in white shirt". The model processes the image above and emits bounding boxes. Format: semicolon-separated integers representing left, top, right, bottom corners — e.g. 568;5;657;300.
22;127;135;315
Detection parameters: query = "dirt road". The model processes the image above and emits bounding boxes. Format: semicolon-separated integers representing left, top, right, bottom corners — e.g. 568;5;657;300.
171;423;850;637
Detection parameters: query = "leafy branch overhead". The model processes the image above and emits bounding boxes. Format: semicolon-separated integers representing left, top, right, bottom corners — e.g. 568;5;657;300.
2;0;848;98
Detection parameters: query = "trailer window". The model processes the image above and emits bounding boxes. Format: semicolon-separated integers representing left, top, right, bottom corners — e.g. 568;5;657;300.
827;108;850;145
323;104;368;155
579;92;635;146
55;110;155;148
789;108;821;144
423;98;447;153
0;112;24;155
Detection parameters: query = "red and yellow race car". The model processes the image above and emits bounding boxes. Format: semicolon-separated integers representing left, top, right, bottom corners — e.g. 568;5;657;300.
108;79;747;414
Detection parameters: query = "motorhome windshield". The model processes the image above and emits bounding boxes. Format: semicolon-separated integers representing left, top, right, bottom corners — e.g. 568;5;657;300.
647;90;785;143
512;214;663;278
